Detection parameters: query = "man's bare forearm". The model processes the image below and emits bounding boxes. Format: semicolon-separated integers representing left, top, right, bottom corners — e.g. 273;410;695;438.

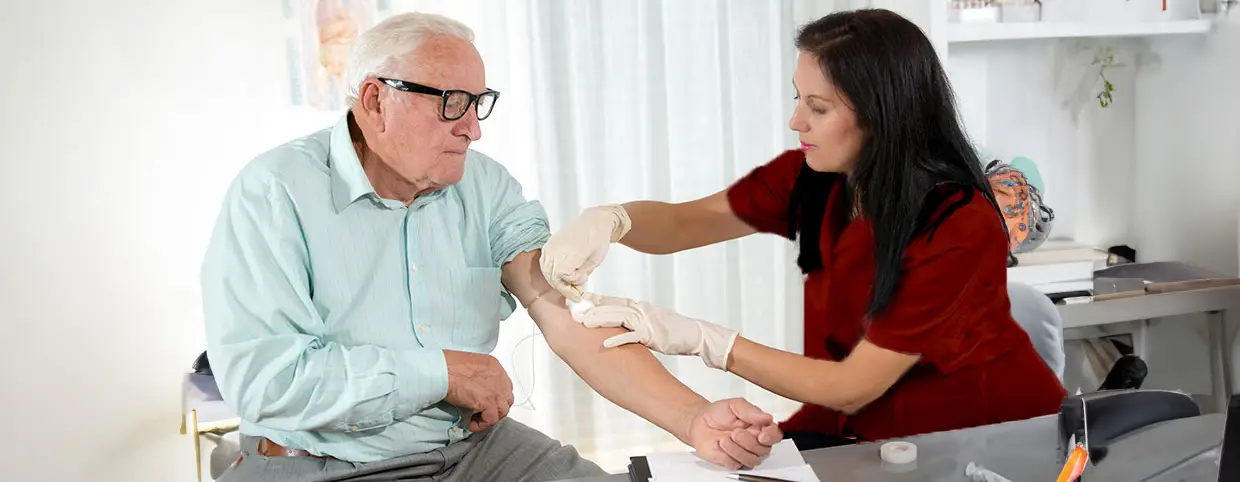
503;250;707;443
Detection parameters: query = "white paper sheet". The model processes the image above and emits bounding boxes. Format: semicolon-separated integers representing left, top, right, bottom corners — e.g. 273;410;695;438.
644;439;821;482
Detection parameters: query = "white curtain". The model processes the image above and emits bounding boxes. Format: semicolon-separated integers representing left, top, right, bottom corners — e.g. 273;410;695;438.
387;0;850;471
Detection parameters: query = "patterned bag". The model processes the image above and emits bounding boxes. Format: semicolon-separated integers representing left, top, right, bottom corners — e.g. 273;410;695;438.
985;159;1054;253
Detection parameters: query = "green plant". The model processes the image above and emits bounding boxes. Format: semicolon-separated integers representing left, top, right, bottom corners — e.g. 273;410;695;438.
1092;50;1117;108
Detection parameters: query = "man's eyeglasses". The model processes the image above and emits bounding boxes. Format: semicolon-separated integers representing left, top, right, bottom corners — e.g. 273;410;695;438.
378;78;499;121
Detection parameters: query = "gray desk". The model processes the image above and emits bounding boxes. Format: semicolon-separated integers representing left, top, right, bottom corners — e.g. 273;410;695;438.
555;413;1226;482
1054;262;1240;412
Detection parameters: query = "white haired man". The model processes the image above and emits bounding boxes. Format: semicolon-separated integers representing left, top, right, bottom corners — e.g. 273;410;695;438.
201;12;781;482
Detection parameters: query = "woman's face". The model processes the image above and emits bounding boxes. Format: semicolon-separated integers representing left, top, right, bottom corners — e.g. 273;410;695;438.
789;52;865;174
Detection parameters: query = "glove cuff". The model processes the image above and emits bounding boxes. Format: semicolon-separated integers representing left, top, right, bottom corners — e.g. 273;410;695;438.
588;204;632;243
699;323;740;371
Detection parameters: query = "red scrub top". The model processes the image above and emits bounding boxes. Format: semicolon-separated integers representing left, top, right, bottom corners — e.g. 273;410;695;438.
726;150;1067;441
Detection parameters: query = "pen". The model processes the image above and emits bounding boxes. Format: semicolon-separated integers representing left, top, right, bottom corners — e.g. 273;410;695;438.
726;473;798;482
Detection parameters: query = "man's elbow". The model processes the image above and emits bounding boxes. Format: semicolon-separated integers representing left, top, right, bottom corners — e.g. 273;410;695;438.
229;386;333;432
219;370;315;431
223;382;273;427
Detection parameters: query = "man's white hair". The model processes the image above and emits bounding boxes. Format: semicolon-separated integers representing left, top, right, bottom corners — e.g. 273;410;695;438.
344;12;475;107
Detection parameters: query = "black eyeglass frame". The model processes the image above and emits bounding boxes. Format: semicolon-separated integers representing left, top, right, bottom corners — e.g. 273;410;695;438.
377;77;500;121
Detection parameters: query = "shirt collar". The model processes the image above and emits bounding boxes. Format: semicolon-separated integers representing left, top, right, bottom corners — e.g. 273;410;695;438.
329;113;379;213
329;112;452;213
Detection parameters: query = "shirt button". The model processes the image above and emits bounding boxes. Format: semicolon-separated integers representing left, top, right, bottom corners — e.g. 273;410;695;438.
410;263;418;275
418;325;428;334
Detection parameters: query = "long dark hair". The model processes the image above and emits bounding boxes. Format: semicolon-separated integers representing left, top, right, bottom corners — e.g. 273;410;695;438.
787;9;1009;317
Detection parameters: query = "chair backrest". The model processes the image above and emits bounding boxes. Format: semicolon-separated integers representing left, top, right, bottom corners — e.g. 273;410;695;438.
1008;281;1065;380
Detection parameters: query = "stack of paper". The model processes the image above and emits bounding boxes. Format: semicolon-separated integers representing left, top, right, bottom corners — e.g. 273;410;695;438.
1009;240;1109;295
645;439;821;482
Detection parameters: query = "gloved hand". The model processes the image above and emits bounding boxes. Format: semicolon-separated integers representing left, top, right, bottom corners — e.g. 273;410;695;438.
573;293;739;371
540;204;632;301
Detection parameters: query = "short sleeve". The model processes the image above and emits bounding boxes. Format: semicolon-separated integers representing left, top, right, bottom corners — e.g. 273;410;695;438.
725;150;806;238
863;199;1008;361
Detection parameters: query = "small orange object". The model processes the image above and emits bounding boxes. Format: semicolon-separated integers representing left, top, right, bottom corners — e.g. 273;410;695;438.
1056;443;1089;482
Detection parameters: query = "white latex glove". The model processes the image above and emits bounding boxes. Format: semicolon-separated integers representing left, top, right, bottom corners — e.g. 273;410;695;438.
572;293;739;371
540;204;631;301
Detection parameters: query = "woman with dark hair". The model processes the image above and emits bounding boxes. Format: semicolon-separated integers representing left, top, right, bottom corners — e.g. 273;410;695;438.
540;9;1067;448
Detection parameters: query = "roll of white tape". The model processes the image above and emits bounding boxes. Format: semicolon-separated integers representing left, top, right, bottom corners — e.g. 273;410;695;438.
880;441;917;464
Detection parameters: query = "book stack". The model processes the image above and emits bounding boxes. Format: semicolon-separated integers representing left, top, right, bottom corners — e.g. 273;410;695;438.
1008;240;1110;296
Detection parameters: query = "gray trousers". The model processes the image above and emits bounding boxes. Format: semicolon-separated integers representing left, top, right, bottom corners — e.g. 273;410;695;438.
219;419;606;482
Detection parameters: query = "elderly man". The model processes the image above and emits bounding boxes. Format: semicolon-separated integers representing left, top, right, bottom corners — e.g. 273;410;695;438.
201;12;781;482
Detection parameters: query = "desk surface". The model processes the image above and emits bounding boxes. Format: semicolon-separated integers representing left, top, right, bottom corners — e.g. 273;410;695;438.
1056;283;1240;329
556;413;1226;482
1052;261;1240;329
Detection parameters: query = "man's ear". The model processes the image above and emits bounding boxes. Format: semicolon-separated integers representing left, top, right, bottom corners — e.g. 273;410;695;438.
356;79;386;132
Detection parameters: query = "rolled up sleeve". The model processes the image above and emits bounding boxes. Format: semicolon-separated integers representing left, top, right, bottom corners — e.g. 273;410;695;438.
485;177;549;267
471;155;550;319
201;173;448;433
490;199;550;268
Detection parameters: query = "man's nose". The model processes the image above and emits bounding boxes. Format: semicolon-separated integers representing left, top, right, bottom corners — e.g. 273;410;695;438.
453;109;482;141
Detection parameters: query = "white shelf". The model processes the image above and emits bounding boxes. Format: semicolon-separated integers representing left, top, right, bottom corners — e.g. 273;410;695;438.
948;19;1213;43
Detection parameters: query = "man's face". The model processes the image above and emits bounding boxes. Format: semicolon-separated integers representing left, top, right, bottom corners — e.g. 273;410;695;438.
371;36;486;191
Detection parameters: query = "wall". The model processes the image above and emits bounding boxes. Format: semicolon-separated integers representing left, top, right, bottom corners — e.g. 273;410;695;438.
1135;22;1240;276
0;1;338;481
947;38;1146;249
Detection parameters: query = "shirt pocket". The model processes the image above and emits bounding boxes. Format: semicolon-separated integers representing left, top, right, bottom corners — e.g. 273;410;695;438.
442;267;504;350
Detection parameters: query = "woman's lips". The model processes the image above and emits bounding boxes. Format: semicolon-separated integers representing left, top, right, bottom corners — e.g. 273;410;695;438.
800;142;816;151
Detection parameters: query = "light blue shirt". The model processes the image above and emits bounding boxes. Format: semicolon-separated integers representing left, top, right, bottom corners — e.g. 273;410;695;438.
201;114;549;462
